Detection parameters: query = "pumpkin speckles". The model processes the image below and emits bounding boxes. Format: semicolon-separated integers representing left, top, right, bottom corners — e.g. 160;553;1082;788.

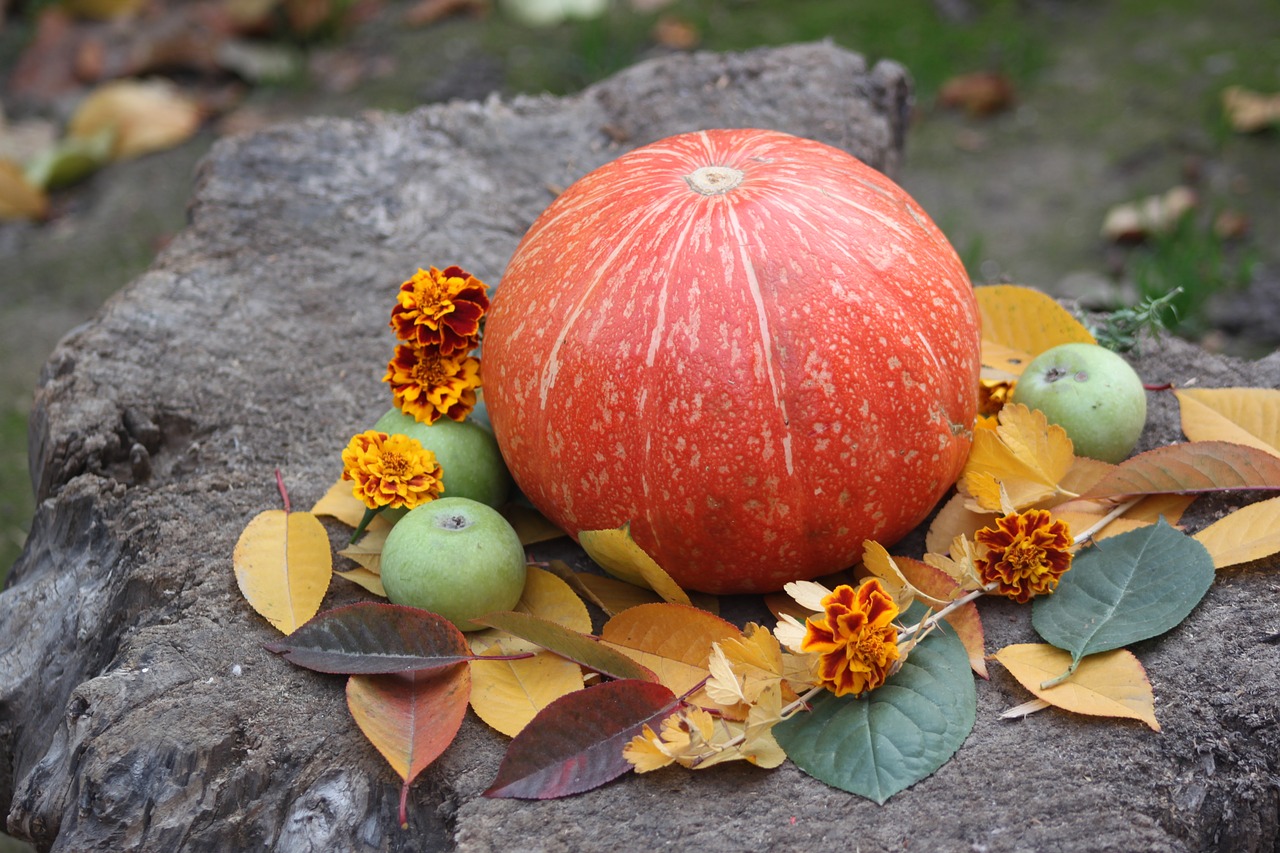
485;129;981;593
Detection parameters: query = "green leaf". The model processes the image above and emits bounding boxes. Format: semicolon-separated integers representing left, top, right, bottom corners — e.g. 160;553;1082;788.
1032;519;1214;677
772;618;975;804
470;610;659;683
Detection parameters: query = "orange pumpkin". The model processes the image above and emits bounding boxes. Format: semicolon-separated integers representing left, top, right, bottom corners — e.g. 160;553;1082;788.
484;129;980;594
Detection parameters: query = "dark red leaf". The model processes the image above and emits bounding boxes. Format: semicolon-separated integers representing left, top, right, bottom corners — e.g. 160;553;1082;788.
265;601;475;674
484;679;677;800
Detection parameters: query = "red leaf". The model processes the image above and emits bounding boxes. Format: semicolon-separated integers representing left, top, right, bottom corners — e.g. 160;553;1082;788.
484;679;677;799
265;602;476;674
347;667;471;826
1081;441;1280;499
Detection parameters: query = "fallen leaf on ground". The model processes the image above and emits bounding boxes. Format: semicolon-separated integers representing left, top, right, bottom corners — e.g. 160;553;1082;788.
961;403;1077;510
937;71;1015;116
69;79;202;161
579;523;691;606
1222;85;1280;133
1101;186;1196;242
1175;387;1280;457
974;284;1095;378
1193;496;1280;569
233;509;332;634
0;159;49;221
994;644;1159;730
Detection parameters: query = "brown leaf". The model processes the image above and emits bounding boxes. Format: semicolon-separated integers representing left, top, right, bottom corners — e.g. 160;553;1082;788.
895;557;987;678
1101;186;1197;243
0;159;49;221
600;603;740;700
937;71;1016;116
1081;441;1280;500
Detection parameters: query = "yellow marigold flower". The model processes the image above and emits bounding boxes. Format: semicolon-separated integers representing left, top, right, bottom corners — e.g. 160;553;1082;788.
800;578;901;698
384;342;482;425
978;377;1014;418
975;509;1073;603
341;430;443;511
390;265;489;354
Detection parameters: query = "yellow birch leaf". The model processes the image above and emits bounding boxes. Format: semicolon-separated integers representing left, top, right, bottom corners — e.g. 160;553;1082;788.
961;404;1076;510
311;477;369;527
994;643;1159;731
975;284;1096;376
579;523;692;606
337;525;389;574
1193;496;1280;569
233;510;332;634
601;603;740;699
574;571;664;615
502;504;568;545
335;568;386;597
468;646;585;738
1175;388;1280;458
0;159;49;221
69;80;202;161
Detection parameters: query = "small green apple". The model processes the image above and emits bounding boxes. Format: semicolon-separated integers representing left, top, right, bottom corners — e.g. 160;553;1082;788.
380;497;527;631
373;408;513;520
1010;342;1148;463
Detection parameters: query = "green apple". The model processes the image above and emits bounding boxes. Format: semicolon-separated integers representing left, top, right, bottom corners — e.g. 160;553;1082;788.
373;408;513;520
380;497;527;631
1010;342;1148;463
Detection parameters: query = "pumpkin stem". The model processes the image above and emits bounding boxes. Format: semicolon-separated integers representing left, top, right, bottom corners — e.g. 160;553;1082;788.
684;166;745;196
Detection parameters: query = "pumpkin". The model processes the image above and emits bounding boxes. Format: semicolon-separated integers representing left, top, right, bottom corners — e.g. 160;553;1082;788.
483;128;981;594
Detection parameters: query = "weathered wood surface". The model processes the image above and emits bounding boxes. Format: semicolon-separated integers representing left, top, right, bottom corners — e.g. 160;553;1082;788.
2;42;1279;852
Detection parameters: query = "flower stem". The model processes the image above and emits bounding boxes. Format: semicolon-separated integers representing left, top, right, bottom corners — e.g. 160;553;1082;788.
350;506;383;544
897;582;999;643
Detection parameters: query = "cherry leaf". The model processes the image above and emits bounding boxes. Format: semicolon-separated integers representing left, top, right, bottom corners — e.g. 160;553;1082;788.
1080;441;1280;499
348;667;471;826
484;679;677;799
233;509;332;634
264;602;476;674
472;611;658;682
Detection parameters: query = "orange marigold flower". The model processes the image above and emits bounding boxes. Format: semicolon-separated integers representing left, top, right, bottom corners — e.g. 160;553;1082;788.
800;578;901;698
341;430;443;510
390;265;489;354
978;377;1014;418
975;509;1073;603
384;342;482;424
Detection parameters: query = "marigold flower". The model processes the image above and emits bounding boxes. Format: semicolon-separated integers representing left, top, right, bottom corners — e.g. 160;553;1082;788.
975;509;1073;603
800;578;901;698
341;430;443;511
384;342;482;424
389;265;489;354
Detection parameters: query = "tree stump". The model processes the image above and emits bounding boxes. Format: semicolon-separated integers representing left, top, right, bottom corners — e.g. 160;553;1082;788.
3;42;1278;852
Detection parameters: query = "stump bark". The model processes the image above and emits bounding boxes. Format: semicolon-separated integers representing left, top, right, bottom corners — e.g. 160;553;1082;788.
2;42;1279;852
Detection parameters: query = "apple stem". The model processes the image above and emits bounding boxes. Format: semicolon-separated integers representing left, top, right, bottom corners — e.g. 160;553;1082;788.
350;506;382;544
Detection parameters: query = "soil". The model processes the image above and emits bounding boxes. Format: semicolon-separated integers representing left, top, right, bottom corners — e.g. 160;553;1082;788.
2;1;1278;618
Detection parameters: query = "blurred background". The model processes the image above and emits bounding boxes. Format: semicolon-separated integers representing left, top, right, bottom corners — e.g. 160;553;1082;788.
2;0;1278;592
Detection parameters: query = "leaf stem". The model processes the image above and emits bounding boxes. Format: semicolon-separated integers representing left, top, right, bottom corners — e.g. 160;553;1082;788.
275;468;291;513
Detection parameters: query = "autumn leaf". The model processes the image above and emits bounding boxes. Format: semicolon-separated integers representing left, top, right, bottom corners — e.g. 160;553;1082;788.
348;666;471;826
994;644;1159;731
0;159;49;221
471;611;658;682
502;504;568;545
484;679;678;799
468;564;592;656
233;509;332;634
337;525;389;576
1081;441;1280;500
895;556;987;678
264;602;475;674
1222;85;1280;133
579;523;691;606
570;569;664;615
600;603;741;699
1175;387;1280;457
961;403;1077;510
860;540;947;609
68;80;202;161
334;567;386;597
468;647;585;738
924;493;995;556
1193;496;1280;569
313;476;389;530
975;284;1095;377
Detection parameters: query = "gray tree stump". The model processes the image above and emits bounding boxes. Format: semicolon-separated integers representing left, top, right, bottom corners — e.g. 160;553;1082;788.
3;42;1278;852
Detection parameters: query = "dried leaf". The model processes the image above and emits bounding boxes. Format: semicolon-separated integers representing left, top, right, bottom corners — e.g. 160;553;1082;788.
335;567;386;596
1175;387;1280;458
264;602;473;674
484;679;677;799
961;403;1077;510
69;79;202;161
469;566;591;655
600;603;740;699
1081;441;1280;500
348;666;471;825
468;645;585;738
1222;85;1280;133
0;159;49;221
572;570;663;615
23;130;112;190
994;644;1159;731
503;504;567;545
1193;496;1280;569
313;476;387;529
579;523;691;605
233;509;332;634
337;525;389;576
924;493;994;556
860;540;946;609
472;611;657;682
1101;186;1197;242
937;71;1016;116
975;284;1095;377
895;557;987;678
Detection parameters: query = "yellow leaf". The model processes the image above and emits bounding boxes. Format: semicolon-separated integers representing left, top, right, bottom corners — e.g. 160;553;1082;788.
335;568;385;597
68;80;201;161
468;647;585;738
1175;388;1280;458
233;510;332;634
337;525;388;574
961;403;1077;510
573;571;664;615
468;566;591;656
0;159;48;221
502;504;568;545
975;284;1095;376
895;556;987;677
860;540;946;609
1193;496;1280;569
601;603;740;699
579;523;691;606
924;493;994;556
994;643;1159;731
